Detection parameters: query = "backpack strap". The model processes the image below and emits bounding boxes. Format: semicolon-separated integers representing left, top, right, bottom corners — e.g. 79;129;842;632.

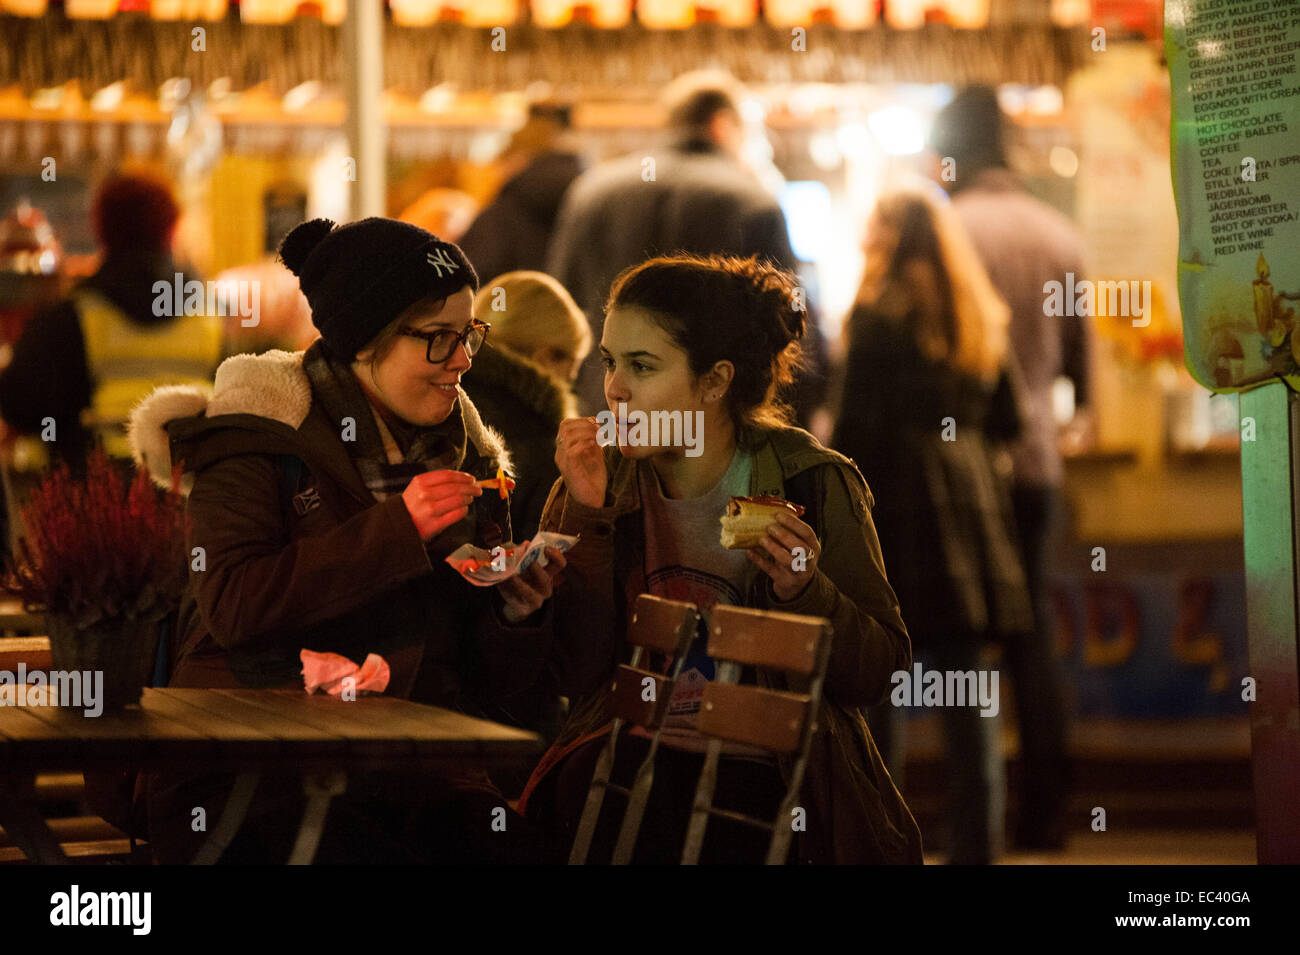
782;466;824;542
277;454;308;517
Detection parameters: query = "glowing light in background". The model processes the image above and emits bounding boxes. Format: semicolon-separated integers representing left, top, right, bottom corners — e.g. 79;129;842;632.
1050;0;1090;27
738;96;768;125
209;77;233;100
90;82;126;112
420;84;457;114
390;0;521;27
282;81;321;114
1027;85;1065;116
779;180;834;263
469;130;510;164
866;107;926;156
836;121;872;158
808;131;841;170
1050;145;1080;178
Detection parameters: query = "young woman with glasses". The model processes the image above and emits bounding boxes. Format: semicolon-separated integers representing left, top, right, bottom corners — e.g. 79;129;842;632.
129;217;566;864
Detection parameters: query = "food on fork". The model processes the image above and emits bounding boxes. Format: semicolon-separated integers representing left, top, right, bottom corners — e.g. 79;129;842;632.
719;495;806;550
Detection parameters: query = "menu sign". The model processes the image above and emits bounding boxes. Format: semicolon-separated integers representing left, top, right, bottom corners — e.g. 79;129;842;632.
1166;0;1300;391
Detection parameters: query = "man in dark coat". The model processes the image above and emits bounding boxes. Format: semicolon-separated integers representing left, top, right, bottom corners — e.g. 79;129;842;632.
931;85;1093;853
457;102;585;282
546;72;827;422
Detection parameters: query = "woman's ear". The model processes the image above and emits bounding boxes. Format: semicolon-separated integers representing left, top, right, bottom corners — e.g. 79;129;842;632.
701;360;735;401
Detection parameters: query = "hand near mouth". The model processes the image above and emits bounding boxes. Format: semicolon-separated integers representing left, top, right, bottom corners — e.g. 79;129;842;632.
554;416;608;509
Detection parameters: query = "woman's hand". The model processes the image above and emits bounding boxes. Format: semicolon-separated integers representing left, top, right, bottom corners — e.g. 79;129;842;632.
749;511;822;603
554;416;608;509
401;470;482;542
497;545;568;624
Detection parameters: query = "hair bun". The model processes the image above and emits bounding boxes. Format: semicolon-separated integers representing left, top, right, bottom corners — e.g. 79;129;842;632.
779;286;807;346
755;266;805;351
277;218;335;277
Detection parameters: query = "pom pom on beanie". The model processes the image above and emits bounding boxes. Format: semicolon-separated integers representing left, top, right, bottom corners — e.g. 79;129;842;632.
278;217;335;277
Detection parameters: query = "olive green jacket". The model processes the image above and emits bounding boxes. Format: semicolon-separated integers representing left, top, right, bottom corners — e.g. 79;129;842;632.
521;423;924;864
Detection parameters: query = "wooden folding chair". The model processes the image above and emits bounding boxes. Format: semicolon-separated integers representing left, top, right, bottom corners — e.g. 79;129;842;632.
569;593;699;865
680;604;833;865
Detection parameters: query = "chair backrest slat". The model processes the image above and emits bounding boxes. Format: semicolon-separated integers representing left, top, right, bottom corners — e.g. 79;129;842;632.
696;682;809;753
570;595;703;865
679;604;836;864
628;594;698;655
608;664;672;728
706;605;827;674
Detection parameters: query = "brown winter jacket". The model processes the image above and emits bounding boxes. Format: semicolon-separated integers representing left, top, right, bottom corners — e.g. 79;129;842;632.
128;346;552;710
518;423;924;864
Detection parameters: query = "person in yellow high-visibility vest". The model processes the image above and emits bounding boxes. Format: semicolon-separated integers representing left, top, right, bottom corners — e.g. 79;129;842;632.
77;284;222;460
0;171;223;471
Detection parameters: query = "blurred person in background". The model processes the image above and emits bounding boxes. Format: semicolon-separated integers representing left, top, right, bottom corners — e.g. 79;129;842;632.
211;188;322;358
833;183;1034;865
464;269;591;780
211;256;317;358
0;171;222;470
931;84;1090;852
0;198;65;552
466;270;591;537
547;71;827;426
0;198;64;351
398;186;481;245
458;100;585;282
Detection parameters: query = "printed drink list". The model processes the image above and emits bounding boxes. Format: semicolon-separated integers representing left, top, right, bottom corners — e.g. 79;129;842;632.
1166;0;1300;391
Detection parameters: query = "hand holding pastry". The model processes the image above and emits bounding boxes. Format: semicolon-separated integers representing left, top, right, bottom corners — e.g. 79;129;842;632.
719;495;806;549
720;498;820;602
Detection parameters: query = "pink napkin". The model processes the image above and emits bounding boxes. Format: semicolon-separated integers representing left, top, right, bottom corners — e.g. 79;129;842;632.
300;649;391;697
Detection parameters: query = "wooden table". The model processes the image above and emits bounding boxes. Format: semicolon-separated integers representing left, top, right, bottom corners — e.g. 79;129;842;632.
0;598;43;634
0;688;540;865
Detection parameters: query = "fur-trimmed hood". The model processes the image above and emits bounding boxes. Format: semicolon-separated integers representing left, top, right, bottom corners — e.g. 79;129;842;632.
128;347;512;495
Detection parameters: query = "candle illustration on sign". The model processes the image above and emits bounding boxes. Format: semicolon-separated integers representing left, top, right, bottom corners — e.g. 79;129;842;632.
1253;254;1300;374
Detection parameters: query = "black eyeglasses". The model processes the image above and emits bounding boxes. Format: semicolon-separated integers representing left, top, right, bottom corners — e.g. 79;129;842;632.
398;319;490;364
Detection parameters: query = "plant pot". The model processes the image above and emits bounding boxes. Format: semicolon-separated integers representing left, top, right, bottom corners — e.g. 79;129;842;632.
45;613;162;712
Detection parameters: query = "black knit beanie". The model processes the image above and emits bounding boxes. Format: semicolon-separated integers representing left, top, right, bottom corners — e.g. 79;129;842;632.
929;84;1008;179
277;217;479;359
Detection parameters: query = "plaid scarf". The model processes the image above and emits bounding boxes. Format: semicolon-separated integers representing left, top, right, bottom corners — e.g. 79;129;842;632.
303;339;468;502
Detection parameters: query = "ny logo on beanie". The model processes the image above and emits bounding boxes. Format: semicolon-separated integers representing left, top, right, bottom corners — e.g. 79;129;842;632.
427;247;460;278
